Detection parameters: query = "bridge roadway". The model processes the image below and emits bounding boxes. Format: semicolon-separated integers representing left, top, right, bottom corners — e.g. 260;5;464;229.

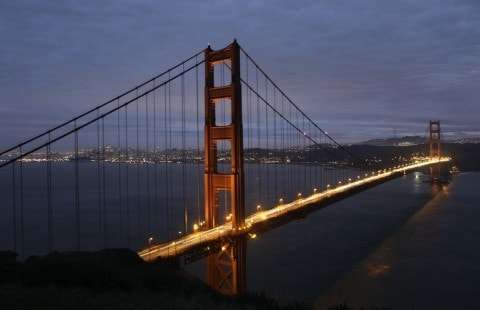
139;157;450;262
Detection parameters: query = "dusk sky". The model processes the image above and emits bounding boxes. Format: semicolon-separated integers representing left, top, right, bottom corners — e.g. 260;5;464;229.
1;0;480;145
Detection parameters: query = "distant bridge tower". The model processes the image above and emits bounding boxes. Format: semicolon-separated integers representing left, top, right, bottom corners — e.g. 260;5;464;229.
429;120;441;181
204;40;246;295
429;120;441;159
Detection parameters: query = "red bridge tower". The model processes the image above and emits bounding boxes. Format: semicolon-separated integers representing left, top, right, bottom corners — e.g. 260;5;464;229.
204;40;246;295
429;120;441;181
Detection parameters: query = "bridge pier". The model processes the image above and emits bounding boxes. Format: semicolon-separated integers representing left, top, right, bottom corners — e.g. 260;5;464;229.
206;236;247;295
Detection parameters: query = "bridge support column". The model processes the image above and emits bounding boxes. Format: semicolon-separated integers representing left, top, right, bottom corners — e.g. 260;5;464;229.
207;237;247;295
204;40;246;295
429;120;441;182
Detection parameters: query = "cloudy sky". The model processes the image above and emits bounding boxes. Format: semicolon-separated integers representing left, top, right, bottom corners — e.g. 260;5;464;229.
1;0;480;145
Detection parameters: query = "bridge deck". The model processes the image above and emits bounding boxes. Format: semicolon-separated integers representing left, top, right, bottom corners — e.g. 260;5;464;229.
139;157;450;261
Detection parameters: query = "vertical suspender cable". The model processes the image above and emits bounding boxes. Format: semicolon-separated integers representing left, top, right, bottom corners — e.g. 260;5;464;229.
222;61;227;220
164;80;169;240
307;123;315;189
281;96;285;200
195;56;201;224
46;133;53;252
273;87;278;202
256;68;261;205
167;73;172;239
19;146;24;258
303;116;307;192
11;161;17;253
264;76;269;206
125;104;130;246
136;89;141;240
297;111;301;192
288;103;293;200
96;109;102;243
146;91;151;236
246;57;251;211
245;57;250;196
74;121;80;250
102;117;107;247
323;134;326;188
153;80;158;235
181;64;187;233
117;98;123;240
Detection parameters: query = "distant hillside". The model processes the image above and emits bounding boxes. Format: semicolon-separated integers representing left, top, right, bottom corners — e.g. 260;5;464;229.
450;137;480;144
357;135;480;146
344;143;480;171
357;136;426;146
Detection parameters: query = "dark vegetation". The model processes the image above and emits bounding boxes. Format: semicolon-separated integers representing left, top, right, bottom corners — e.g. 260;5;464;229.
0;250;392;310
0;249;311;310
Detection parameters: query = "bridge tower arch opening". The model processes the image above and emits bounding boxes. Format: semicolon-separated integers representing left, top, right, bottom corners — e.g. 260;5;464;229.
204;40;246;295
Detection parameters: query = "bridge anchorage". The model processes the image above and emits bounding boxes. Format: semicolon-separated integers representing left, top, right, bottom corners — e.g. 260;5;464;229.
0;39;451;297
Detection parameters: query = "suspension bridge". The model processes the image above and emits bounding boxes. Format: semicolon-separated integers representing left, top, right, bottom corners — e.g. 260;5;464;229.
0;40;449;295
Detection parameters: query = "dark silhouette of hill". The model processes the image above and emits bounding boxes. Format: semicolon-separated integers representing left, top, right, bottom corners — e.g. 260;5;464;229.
0;250;310;310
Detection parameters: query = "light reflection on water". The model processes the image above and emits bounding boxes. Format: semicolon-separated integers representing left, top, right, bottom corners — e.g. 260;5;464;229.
188;172;480;309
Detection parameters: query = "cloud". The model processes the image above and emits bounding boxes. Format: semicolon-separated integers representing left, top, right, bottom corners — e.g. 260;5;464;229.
1;0;479;145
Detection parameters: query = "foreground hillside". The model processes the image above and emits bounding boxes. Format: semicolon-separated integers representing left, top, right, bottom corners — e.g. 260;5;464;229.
0;250;393;310
0;250;315;310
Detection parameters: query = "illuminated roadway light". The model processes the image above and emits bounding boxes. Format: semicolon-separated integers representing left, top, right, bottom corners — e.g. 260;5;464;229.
193;223;199;231
348;178;352;182
279;198;284;203
256;204;262;211
297;192;302;198
249;233;257;239
326;184;331;189
221;245;227;251
139;159;451;260
313;188;318;193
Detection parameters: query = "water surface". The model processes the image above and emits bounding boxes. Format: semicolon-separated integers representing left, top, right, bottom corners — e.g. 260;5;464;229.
189;172;480;309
